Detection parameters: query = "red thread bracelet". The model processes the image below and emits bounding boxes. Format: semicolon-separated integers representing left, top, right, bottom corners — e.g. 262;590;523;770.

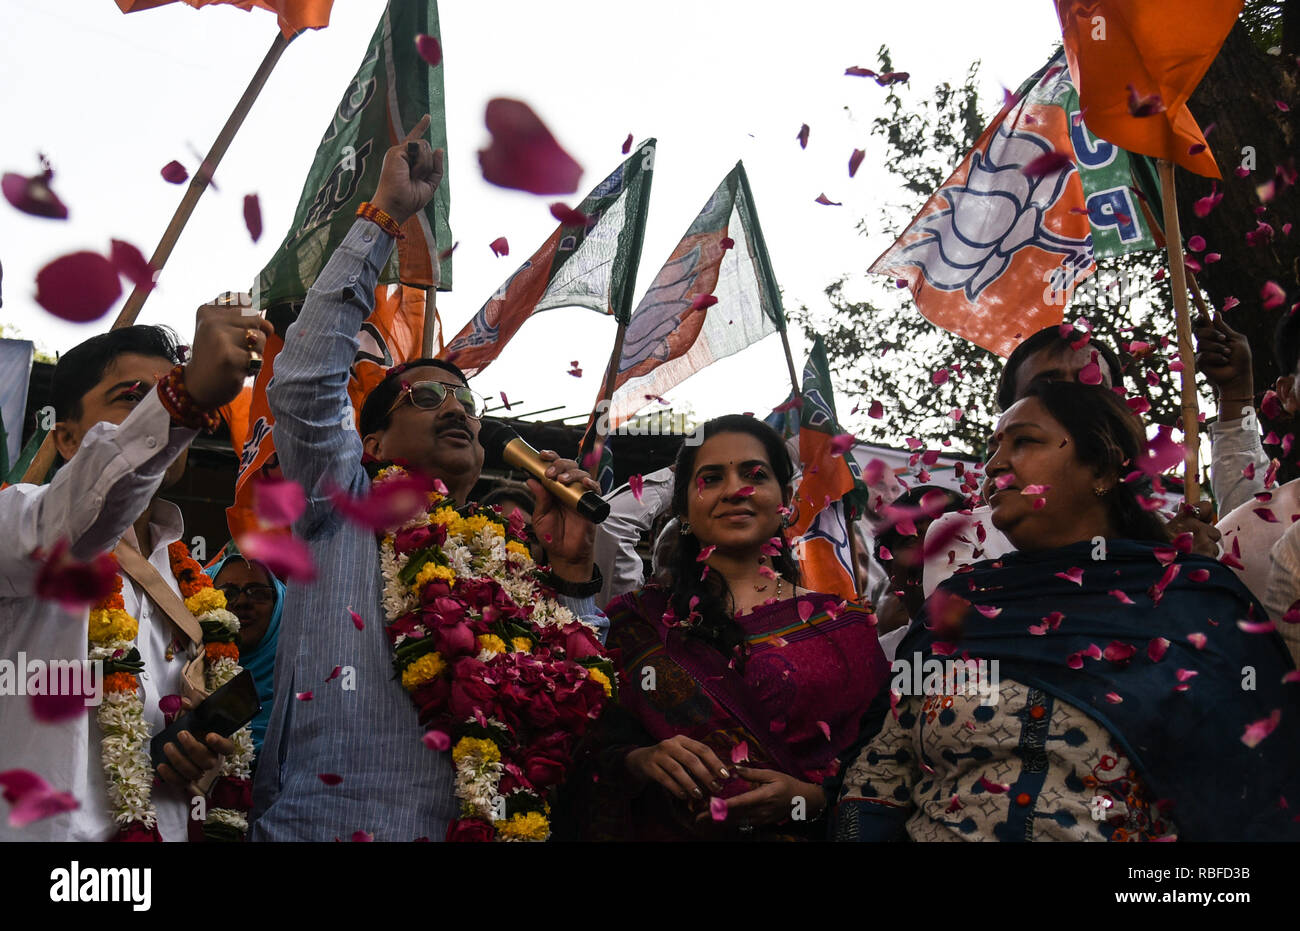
157;364;221;433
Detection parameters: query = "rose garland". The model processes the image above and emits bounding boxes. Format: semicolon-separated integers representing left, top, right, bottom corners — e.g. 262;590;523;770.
86;544;254;841
375;465;616;842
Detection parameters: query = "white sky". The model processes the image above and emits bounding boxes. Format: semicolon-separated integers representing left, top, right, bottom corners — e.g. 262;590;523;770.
0;0;1065;434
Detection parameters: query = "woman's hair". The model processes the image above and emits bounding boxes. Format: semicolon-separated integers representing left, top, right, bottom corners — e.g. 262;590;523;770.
666;414;800;660
1019;381;1169;543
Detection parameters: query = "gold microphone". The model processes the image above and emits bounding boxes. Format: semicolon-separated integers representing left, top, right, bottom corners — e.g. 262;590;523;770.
477;422;611;524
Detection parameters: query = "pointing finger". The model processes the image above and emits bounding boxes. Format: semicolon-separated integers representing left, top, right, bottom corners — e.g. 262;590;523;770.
404;114;431;143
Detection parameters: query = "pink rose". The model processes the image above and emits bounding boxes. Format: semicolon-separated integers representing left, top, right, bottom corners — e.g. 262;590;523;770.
435;621;476;658
446;818;495;842
562;623;604;660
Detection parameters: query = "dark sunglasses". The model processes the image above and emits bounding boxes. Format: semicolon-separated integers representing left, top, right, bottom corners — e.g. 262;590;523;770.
218;583;276;605
386;381;480;419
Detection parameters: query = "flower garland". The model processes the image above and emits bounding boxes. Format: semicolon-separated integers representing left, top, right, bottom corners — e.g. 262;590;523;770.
376;465;616;842
86;544;255;842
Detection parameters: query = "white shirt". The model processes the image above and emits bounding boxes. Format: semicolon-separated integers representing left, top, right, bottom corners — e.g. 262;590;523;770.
1208;410;1270;516
1263;517;1300;667
1217;478;1300;605
0;390;197;841
593;466;674;609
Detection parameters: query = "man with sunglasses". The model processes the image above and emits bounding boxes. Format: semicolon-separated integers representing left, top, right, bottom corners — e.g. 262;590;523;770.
250;118;605;842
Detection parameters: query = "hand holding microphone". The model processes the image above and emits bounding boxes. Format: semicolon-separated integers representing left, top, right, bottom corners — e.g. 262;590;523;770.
477;422;609;585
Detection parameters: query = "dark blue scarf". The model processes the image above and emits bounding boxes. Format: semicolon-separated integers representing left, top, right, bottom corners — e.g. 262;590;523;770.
876;539;1299;840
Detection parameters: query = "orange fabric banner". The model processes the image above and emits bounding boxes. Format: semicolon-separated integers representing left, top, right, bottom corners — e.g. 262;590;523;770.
225;284;438;543
1055;0;1240;178
114;0;333;37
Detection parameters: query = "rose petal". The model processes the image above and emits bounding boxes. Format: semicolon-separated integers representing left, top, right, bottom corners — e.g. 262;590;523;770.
350;830;374;842
1108;589;1135;605
731;741;750;764
845;66;876;77
1103;641;1137;663
35;251;122;322
1105;692;1123;704
1261;280;1287;310
977;776;1010;794
239;530;317;582
1175;668;1198;682
107;239;156;295
160;160;188;184
3;165;68;219
1241;709;1282;748
243;193;262;242
813;193;842;206
324;665;342;683
329;472;438;530
796;123;810;149
867;399;884;419
1193;183;1223;217
629;474;644;503
1147;637;1170;662
1055;567;1084;586
816;720;831;740
348;606;365;630
549;202;590;226
414;33;442;67
422;730;451;752
253;477;307;527
30;691;88;724
0;769;79;828
829;433;855;457
318;773;343;786
848;148;865;177
1186;632;1207;650
689;294;718;312
33;540;119;609
1021;150;1073;177
479;98;582;195
621;133;633;154
488;236;509;257
1187;234;1206;252
296;691;314;701
1237;620;1276;634
709;796;728;821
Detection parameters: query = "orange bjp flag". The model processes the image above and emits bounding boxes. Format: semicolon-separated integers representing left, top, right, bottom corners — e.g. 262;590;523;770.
114;0;333;37
1055;0;1241;178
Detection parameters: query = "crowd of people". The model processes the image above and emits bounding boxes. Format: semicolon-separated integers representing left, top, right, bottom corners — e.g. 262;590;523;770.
2;127;1297;843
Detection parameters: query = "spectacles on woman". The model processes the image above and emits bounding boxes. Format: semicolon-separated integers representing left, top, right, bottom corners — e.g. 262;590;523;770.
386;381;481;419
218;583;276;605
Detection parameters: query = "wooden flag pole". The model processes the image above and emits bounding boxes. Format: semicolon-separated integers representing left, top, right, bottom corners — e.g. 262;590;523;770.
21;30;295;485
579;320;628;463
421;286;439;357
1157;158;1202;505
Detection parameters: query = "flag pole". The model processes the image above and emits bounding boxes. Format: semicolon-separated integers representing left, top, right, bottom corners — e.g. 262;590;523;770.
20;29;296;486
778;325;802;400
579;320;627;463
421;286;439;356
1157;158;1202;505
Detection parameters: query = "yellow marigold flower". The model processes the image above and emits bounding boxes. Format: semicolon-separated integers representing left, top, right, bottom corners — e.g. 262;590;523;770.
88;608;137;644
463;514;490;535
451;736;501;766
400;651;446;690
487;521;505;537
413;562;457;589
587;667;613;697
431;506;460;528
477;634;507;654
511;637;532;654
505;540;531;559
498;811;550;842
184;586;226;616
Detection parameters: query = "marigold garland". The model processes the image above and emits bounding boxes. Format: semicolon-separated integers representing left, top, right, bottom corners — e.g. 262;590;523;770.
84;543;256;841
376;465;617;842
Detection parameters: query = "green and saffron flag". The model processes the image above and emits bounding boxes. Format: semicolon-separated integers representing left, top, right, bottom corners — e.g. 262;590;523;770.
255;0;451;308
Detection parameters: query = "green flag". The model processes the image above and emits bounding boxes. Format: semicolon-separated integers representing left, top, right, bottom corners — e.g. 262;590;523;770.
255;0;451;309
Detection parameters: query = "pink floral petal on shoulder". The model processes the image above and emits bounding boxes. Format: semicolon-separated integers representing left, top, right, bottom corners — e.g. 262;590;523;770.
1241;709;1282;748
414;33;442;67
324;666;342;683
347;606;365;631
1147;637;1170;662
422;730;451;752
479;99;582;195
296;691;314;701
709;796;728;821
35;251;122;322
318;773;343;785
1055;567;1084;586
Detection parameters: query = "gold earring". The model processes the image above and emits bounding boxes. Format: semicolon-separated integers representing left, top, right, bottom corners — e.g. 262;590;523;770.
1093;485;1109;497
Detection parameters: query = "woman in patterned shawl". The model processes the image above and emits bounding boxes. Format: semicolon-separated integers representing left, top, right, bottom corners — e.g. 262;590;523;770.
834;382;1299;842
566;415;890;840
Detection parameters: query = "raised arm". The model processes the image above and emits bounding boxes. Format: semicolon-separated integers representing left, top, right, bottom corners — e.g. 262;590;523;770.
267;119;445;530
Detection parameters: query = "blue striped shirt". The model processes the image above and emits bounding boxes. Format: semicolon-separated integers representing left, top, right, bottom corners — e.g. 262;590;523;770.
250;219;602;841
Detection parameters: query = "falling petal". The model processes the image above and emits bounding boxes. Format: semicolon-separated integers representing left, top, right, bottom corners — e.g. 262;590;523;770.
1241;709;1282;748
414;33;442;66
318;773;343;786
1147;637;1170;662
351;831;374;842
239;531;316;582
932;368;950;386
422;730;451;752
347;606;365;631
816;720;831;740
829;433;855;457
1083;643;1103;660
253;477;307;527
0;769;79;828
1105;692;1123;704
813;193;842;206
848;148;865;177
1055;567;1084;586
1126;84;1166;117
1103;641;1137;663
325;666;342;683
1067;652;1085;669
243;193;262;242
845;66;876;77
1108;589;1135;605
976;776;1010;794
108;239;154;294
30;691;89;724
709;797;728;821
328;472;438;531
629;473;644;503
33;540;118;609
549;202;590;226
1187;569;1211;583
1193;183;1223;218
488;236;509;257
1021;150;1073;177
1186;632;1207;650
689;294;718;312
946;794;963;813
697;545;717;561
867;399;884;419
932;641;958;657
296;691;314;701
731;742;750;764
796;124;810;149
1175;668;1198;682
1238;620;1275;634
2;163;68;219
621;133;633;154
567;364;582;378
160;160;188;184
875;71;909;86
35;251;122;322
1282;670;1300;684
1261;281;1287;310
479;99;582;195
975;605;1002;618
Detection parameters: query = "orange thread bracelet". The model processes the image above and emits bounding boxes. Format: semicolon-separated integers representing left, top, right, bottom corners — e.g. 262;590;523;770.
357;201;405;239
